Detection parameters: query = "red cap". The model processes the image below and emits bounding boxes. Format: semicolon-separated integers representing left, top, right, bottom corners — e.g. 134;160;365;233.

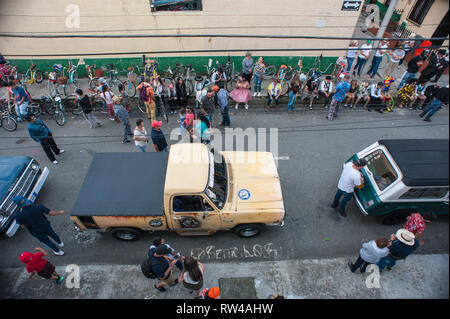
152;120;162;128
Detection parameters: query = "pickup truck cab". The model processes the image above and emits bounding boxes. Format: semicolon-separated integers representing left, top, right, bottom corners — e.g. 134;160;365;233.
350;139;449;224
0;156;49;237
71;143;285;240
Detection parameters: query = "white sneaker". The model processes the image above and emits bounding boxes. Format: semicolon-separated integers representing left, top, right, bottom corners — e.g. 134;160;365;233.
56;241;64;248
245;104;248;110
59;149;65;154
253;92;257;97
257;92;261;97
235;104;238;109
52;160;59;164
53;249;65;256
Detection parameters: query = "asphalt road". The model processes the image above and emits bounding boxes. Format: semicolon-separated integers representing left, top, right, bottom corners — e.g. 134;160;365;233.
0;107;448;269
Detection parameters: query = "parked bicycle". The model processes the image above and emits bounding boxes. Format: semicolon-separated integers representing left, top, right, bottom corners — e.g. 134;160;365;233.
104;64;123;95
276;65;292;96
24;64;44;85
203;58;220;79
224;55;240;92
122;66;137;97
0;100;17;131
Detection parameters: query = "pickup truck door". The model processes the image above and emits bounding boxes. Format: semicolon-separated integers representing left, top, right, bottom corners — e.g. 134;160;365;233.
170;195;221;232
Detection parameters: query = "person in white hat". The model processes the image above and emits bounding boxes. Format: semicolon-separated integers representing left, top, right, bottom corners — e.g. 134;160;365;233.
376;229;419;271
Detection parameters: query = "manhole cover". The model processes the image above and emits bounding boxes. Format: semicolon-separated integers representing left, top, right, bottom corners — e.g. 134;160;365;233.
218;277;257;299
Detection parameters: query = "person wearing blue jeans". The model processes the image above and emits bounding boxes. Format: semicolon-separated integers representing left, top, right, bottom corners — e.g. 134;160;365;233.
286;82;300;112
398;72;417;90
13;195;65;256
398;54;425;89
419;86;449;122
346;40;358;72
10;81;30;122
331;158;367;217
377;229;419;271
353;56;366;76
367;40;388;78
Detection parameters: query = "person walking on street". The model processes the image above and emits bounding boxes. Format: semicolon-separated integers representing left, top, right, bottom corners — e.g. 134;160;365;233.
133;119;148;152
20;248;64;284
242;52;254;83
353;40;372;77
150;120;168;152
112;96;132;144
331;158;367;217
152;244;180;292
367;40;388;78
75;88;101;128
419;85;449;122
201;87;216;125
182;256;206;299
377;229;419;272
327;74;351;120
348;237;389;273
403;213;431;246
398;52;425;89
13;195;65;256
27;114;64;164
217;86;231;127
137;78;156;122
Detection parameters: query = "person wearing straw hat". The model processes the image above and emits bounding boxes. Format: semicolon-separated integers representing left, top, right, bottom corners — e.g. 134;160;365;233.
376;229;419;272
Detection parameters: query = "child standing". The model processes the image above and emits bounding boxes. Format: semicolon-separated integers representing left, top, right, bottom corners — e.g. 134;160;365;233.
20;247;64;284
101;85;116;121
178;108;186;136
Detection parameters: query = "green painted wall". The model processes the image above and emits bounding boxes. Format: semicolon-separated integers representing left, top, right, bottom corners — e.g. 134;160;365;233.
9;55;338;78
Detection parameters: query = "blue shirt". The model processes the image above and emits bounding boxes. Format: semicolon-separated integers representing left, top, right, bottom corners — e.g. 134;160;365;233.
150;254;170;280
151;128;168;152
15;204;51;233
333;81;351;102
28;119;51;143
12;86;30;103
217;89;229;111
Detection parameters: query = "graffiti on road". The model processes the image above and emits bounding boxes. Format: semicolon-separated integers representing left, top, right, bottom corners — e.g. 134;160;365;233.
190;243;279;261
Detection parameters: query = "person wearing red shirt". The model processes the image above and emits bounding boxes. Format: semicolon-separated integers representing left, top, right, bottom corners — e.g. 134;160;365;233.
19;248;64;284
403;213;430;246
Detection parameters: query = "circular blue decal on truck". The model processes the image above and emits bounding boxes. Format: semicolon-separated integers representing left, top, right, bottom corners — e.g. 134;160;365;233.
238;189;251;200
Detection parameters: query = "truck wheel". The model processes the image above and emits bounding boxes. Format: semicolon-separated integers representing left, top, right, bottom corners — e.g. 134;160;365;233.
232;224;264;238
381;211;410;225
111;228;141;241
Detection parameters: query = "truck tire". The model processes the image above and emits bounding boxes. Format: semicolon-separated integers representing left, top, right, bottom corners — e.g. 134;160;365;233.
381;210;411;225
111;228;142;241
232;224;264;238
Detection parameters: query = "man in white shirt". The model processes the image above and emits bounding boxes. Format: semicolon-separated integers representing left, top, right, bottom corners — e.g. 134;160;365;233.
319;76;334;108
353;40;372;77
368;81;384;113
331;158;367;217
367;40;388;78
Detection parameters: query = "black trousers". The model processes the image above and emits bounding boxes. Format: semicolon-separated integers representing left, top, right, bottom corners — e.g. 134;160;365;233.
40;133;60;162
350;255;371;272
368;97;383;112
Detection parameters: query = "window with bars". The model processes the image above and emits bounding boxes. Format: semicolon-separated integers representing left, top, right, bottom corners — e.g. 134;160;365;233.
408;0;434;25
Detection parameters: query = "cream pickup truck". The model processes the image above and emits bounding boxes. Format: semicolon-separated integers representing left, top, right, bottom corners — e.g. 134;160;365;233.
71;143;285;241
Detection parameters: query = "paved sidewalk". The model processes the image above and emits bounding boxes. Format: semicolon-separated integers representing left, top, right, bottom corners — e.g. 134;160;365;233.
0;254;447;299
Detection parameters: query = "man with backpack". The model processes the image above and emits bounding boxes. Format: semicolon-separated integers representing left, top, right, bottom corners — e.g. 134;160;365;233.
151;244;180;292
137;78;156;122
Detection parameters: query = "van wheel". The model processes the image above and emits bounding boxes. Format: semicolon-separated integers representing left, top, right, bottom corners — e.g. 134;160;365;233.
381;211;410;225
111;228;141;241
232;224;264;238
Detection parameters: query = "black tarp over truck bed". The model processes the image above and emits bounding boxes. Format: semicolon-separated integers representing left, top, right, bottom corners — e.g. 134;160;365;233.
71;152;168;217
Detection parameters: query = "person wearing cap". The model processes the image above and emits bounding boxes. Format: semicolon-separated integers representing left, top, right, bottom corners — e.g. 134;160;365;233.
13;195;65;256
376;229;419;271
367;39;388;78
267;77;282;110
419;84;449;122
20;247;64;284
200;286;220;299
27;114;65;164
150;120;168;152
331;158;367;217
112;95;132;144
353;40;372;77
151;244;180;292
201;88;216;126
327;74;351;120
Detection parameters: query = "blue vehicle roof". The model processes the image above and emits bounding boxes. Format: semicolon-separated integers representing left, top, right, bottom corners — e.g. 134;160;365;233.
0;157;31;201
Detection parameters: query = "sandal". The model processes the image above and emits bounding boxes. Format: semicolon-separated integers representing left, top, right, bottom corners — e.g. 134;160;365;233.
154;284;166;292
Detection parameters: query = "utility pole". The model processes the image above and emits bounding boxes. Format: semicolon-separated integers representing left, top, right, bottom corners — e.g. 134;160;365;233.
362;0;399;76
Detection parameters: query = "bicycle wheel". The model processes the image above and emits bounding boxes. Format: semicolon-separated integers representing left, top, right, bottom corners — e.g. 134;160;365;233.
65;95;82;115
263;65;277;79
27;102;42;117
1;116;17;131
92;98;108;114
280;79;289;96
35;70;44;83
226;78;236;92
44;99;56;115
285;70;293;81
72;71;78;84
110;80;121;96
123;80;136;98
160;103;169;123
89;77;98;91
137;99;147;114
55;109;66;126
